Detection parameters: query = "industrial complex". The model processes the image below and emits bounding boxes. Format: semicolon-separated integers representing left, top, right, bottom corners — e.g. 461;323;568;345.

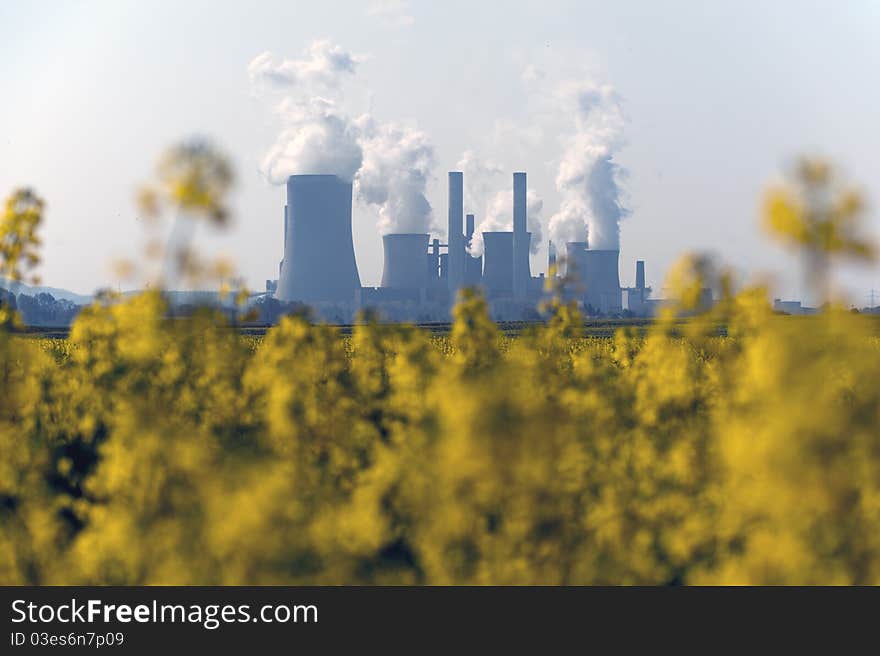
267;171;654;320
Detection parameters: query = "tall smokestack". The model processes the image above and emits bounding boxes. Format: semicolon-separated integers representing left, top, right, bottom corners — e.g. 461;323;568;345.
635;260;645;290
276;175;361;303
447;171;464;298
512;172;528;299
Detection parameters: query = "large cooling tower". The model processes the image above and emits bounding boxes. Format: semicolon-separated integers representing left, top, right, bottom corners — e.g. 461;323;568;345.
483;231;531;295
381;233;429;290
276;175;361;303
583;249;622;313
564;242;588;282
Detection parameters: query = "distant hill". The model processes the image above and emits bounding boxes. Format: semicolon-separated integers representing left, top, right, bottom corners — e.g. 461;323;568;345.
0;279;252;308
0;278;93;305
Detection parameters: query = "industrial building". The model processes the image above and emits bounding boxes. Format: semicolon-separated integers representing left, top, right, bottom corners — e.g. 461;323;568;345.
268;170;653;320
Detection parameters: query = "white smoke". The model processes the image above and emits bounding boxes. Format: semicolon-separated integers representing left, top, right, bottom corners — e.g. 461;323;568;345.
456;149;504;215
355;116;435;234
249;44;363;183
249;41;436;233
260;97;363;184
248;42;359;92
548;80;627;250
468;188;544;257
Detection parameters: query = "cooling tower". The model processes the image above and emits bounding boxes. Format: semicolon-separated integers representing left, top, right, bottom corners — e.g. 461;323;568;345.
512;172;528;299
583;249;622;313
427;237;441;282
381;233;429;290
564;242;588;282
483;231;531;295
482;232;513;294
276;175;361;303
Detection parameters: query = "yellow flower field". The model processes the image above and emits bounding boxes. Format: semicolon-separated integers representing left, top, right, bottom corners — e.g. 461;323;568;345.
2;152;878;585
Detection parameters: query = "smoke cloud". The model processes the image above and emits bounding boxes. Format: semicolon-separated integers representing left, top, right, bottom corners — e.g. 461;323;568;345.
260;97;363;184
456;149;504;215
249;44;363;183
248;42;359;92
250;41;435;233
355;116;435;234
548;80;627;250
468;188;544;257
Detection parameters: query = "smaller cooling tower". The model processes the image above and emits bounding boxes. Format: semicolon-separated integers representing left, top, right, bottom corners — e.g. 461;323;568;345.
482;232;513;293
564;242;589;282
583;249;622;313
381;233;429;290
482;231;531;295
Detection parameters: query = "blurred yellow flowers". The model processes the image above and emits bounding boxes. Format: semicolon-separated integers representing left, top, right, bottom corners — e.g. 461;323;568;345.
0;157;878;585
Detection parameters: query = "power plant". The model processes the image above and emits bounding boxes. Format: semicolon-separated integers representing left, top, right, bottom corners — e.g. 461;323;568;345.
269;169;654;320
276;175;361;303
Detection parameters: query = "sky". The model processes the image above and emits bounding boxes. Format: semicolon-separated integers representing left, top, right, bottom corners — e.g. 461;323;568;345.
1;0;879;305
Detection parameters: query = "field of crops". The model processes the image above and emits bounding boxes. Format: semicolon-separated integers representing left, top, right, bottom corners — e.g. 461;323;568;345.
3;151;879;585
1;286;879;585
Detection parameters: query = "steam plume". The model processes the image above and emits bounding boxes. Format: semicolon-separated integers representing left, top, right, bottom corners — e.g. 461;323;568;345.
249;41;436;233
248;42;359;91
548;80;627;250
355;116;435;234
468;188;544;257
260;97;363;184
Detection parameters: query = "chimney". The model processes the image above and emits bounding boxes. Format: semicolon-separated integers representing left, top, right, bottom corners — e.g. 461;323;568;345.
636;260;646;290
447;172;464;298
512;172;528;299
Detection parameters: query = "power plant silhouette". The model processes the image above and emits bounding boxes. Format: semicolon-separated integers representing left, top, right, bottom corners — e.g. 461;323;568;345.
271;171;651;318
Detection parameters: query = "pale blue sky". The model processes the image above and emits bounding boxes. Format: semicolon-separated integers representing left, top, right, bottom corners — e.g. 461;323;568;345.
1;0;878;303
